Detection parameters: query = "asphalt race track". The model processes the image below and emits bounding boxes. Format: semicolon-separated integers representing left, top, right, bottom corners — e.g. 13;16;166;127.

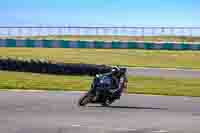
128;68;200;78
0;91;200;133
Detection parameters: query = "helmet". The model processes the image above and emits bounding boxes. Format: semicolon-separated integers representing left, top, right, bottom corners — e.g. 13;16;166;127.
111;66;120;76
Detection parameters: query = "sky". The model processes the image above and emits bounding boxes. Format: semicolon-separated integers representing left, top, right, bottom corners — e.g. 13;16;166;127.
0;0;199;27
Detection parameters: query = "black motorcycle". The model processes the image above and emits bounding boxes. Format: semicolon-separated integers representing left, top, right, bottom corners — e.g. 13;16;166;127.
78;68;127;107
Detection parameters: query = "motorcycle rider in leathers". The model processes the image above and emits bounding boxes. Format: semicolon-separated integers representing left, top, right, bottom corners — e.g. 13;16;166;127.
109;66;128;99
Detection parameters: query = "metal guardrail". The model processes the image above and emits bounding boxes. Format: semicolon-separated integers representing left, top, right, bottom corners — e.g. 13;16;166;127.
0;26;200;37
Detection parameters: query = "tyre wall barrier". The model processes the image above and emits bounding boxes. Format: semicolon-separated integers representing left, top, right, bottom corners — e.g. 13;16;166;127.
0;39;200;50
0;58;112;76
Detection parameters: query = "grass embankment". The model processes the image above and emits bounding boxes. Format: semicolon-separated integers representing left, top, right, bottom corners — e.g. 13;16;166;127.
1;71;200;97
3;35;200;42
1;48;200;69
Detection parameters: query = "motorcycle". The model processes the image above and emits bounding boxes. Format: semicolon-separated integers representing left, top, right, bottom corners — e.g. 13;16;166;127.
78;68;127;107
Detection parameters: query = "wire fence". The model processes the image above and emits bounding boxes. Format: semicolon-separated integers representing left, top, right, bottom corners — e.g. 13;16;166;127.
0;26;200;42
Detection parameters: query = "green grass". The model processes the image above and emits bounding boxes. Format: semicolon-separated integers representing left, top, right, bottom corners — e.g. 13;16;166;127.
0;71;92;91
1;71;200;97
2;35;200;42
1;48;200;69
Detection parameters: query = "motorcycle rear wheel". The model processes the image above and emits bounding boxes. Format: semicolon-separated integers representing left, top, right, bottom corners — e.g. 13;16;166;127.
101;98;112;107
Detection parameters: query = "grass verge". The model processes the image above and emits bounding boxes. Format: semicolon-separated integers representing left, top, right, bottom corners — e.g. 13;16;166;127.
1;48;200;69
1;71;200;97
3;35;200;42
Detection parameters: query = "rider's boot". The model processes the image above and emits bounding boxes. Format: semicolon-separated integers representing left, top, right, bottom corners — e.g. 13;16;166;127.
112;89;122;100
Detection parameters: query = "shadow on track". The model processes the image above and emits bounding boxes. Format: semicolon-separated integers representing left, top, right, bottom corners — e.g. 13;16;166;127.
87;105;167;110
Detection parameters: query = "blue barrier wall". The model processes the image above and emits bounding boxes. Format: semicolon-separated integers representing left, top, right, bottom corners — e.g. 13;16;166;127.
0;39;200;50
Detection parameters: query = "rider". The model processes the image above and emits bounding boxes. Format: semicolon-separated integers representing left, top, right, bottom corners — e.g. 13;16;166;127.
109;66;128;99
92;66;128;99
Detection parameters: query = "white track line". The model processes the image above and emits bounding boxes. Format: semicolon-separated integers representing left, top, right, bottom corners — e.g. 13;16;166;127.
152;130;168;133
71;124;137;131
71;124;81;127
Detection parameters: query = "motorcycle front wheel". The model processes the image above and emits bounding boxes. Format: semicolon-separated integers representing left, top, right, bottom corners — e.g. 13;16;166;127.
78;93;93;106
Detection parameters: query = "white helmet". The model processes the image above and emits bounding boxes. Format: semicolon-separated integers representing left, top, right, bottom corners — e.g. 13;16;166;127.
111;66;120;75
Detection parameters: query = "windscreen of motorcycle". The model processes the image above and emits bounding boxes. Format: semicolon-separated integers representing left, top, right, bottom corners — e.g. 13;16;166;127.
97;76;112;89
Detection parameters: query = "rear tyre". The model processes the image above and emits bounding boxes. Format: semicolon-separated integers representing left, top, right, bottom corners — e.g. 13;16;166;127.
101;98;111;107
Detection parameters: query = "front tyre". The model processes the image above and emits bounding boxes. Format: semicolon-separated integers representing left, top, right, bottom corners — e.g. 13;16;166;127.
78;93;92;106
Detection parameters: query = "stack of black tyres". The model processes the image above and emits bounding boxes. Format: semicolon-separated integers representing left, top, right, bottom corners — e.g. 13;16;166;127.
0;58;112;76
